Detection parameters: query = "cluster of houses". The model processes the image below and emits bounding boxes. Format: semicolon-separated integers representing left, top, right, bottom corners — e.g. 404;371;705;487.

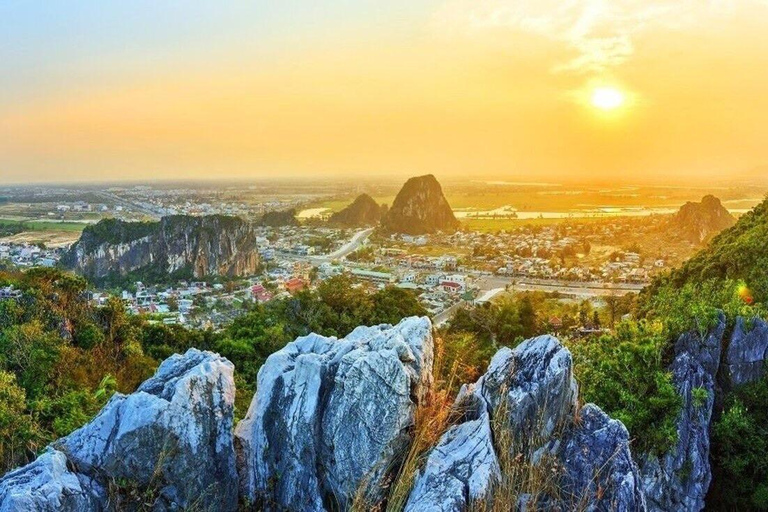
0;243;61;268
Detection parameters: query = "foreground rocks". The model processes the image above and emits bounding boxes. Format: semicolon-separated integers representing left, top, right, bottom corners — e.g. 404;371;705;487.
235;316;434;511
0;349;238;511
407;336;646;512
641;316;726;512
4;315;734;512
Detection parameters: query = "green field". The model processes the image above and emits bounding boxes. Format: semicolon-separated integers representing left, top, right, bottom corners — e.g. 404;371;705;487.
0;218;87;233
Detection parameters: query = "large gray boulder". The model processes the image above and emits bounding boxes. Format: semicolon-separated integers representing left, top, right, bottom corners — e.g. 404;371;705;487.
725;317;768;388
235;316;434;511
474;335;579;444
641;316;726;512
0;449;103;512
0;349;238;512
557;404;647;512
404;393;500;512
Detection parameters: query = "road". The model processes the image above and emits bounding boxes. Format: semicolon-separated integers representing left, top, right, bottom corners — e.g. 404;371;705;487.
312;228;374;262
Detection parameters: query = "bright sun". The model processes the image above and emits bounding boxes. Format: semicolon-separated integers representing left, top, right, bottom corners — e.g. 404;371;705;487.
591;87;625;110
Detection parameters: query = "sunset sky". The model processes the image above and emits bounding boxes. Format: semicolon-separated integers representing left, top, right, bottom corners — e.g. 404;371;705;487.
2;1;768;184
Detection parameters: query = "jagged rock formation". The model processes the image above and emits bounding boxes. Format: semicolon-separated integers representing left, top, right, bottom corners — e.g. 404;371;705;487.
555;404;647;512
328;194;387;227
641;315;726;512
407;336;646;512
0;349;238;511
381;175;459;235
724;316;768;388
235;317;434;511
63;215;259;281
670;195;735;245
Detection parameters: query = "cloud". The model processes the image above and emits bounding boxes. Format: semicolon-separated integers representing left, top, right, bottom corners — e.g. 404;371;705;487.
434;0;743;74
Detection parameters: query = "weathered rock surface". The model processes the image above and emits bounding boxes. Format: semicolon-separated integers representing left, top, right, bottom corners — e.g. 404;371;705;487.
0;349;238;512
0;449;103;512
235;316;434;511
557;404;646;512
641;316;726;512
725;316;768;388
404;393;499;512
407;336;644;511
63;215;260;281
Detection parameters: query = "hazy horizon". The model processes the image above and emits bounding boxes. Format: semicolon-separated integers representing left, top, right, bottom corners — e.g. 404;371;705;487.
3;1;768;184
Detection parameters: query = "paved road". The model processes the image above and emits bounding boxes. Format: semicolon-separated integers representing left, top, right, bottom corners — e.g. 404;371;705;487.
312;228;374;262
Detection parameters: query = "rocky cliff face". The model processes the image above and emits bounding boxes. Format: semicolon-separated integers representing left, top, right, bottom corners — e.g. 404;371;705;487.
670;195;735;244
0;349;238;511
381;175;459;234
640;315;726;512
328;194;387;227
63;215;260;281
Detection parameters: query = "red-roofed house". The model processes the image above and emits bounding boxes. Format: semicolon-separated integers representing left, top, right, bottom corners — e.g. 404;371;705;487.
285;277;306;294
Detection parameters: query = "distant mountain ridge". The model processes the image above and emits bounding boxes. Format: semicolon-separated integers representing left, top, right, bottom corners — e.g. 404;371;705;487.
670;195;735;244
328;194;386;227
380;174;459;234
62;215;259;283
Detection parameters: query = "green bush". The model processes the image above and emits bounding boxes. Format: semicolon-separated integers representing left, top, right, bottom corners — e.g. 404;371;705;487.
567;320;682;455
709;374;768;510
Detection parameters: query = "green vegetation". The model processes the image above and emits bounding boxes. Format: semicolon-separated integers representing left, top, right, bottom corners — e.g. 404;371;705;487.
710;374;768;510
0;218;87;234
0;270;428;476
646;197;768;305
567;320;681;455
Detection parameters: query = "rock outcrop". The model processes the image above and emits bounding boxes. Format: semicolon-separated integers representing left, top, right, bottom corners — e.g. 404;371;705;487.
0;349;238;512
556;404;647;512
407;336;645;512
62;215;260;282
235;317;434;511
669;195;735;245
724;316;768;388
641;316;726;512
328;194;387;227
381;175;459;235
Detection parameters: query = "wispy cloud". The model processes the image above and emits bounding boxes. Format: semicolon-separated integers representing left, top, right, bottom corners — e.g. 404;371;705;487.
434;0;744;74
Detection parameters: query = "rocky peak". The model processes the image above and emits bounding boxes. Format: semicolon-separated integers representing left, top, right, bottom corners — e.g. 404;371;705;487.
234;316;434;510
381;174;459;234
328;193;387;227
671;195;736;244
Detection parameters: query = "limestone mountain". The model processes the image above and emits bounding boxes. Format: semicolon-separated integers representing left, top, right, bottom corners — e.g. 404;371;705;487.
62;215;259;284
380;174;459;234
328;194;386;227
670;195;735;244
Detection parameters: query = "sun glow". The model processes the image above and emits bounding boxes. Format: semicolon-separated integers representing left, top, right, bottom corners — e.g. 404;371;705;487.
591;87;626;110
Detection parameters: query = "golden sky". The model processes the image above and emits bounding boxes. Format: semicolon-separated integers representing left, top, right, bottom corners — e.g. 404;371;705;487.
2;1;768;184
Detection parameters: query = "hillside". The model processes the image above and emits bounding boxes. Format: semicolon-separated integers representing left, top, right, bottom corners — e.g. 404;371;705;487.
646;195;768;305
669;195;735;244
380;175;459;235
62;215;260;284
328;194;386;227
